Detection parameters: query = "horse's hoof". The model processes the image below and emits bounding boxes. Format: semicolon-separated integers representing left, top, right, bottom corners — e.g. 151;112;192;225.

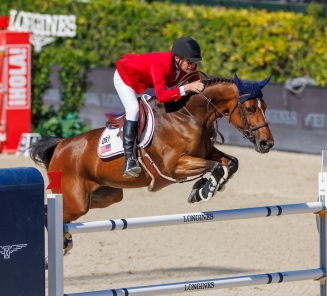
187;189;200;203
188;178;208;203
63;233;73;256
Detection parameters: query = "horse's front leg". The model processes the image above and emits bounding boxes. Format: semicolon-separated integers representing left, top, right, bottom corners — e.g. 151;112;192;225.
172;154;236;203
206;146;239;191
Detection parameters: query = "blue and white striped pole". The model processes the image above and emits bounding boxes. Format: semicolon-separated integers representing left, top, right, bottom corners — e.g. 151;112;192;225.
64;268;323;296
64;202;323;235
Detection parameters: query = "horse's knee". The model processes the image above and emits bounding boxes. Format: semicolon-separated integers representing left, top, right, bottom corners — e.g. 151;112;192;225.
228;156;238;174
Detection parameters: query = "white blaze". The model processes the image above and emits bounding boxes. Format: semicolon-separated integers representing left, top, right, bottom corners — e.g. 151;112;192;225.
257;98;267;121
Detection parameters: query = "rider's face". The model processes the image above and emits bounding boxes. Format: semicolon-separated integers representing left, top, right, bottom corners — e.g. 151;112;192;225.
175;56;198;73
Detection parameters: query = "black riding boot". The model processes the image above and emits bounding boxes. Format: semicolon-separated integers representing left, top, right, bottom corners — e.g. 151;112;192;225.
123;119;141;178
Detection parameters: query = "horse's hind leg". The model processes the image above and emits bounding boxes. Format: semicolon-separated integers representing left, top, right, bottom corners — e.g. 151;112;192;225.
63;187;122;257
89;186;123;209
60;179;97;257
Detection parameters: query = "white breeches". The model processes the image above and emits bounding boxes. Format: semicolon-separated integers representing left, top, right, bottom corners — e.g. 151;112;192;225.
113;70;139;121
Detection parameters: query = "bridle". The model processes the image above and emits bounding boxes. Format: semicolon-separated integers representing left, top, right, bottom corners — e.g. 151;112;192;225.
195;92;269;145
223;95;269;144
174;71;269;145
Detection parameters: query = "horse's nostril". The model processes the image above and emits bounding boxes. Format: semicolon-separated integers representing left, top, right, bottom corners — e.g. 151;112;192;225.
259;140;274;151
260;140;268;149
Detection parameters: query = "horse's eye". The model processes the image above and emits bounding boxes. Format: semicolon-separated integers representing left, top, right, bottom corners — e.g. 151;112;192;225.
246;107;255;113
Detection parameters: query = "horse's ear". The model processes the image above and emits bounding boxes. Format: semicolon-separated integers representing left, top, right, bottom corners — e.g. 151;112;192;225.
258;75;272;89
233;73;247;93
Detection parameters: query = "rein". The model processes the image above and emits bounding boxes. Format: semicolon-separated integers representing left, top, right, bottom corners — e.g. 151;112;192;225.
175;71;269;145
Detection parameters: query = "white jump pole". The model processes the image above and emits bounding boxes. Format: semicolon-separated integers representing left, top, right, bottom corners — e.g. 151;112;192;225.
319;168;327;295
48;194;64;296
64;202;323;235
64;268;323;296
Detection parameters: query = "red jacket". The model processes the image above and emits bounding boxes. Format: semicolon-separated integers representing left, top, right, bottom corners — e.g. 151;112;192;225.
116;50;199;103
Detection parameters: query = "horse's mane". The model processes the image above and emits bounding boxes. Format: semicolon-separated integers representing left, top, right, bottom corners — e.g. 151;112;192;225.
149;76;235;111
201;77;234;86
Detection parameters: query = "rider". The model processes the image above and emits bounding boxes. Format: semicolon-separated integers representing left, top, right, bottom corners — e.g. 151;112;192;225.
114;36;205;178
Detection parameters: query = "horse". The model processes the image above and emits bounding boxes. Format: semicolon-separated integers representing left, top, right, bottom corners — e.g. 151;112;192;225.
30;73;274;227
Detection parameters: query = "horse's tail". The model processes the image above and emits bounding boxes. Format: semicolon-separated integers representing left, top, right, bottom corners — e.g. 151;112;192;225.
29;136;62;170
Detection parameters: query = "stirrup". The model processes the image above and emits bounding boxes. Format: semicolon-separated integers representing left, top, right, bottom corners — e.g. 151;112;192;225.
123;157;141;178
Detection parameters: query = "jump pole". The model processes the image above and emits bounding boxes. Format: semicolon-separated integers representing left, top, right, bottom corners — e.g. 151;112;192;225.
47;164;327;295
64;202;323;234
64;268;323;296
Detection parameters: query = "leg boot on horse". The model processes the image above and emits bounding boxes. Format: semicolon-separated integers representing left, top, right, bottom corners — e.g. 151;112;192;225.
123;119;141;178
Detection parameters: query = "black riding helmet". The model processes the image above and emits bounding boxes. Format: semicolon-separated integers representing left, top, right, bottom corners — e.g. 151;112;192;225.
172;37;202;62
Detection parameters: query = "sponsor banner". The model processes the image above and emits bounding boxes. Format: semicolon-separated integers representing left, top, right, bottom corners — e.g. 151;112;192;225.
8;10;77;52
5;44;31;110
43;67;327;154
9;10;76;38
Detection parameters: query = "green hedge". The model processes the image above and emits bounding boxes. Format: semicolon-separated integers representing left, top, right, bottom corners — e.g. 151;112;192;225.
1;0;326;128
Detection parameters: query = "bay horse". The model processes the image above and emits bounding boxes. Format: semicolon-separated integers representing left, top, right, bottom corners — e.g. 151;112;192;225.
30;74;274;226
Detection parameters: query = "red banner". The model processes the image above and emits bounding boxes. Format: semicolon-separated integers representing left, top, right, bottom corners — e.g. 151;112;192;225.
0;31;31;153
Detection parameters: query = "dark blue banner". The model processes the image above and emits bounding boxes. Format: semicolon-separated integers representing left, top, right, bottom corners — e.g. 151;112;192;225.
0;167;45;296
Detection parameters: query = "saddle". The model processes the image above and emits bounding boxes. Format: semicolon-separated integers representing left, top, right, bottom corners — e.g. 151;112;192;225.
105;97;150;141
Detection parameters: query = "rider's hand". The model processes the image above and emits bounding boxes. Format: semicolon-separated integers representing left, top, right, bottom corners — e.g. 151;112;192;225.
184;80;205;94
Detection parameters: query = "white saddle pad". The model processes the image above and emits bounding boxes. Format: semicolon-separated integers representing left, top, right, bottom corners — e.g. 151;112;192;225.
97;94;154;159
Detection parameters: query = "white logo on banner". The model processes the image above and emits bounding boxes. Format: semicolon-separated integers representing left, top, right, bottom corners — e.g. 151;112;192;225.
304;113;327;129
265;109;298;126
0;244;27;259
8;10;76;52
